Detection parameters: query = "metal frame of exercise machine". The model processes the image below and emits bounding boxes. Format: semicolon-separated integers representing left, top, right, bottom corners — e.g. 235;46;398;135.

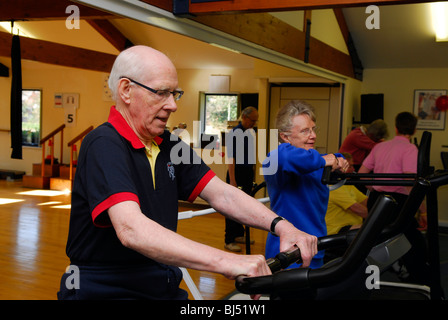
236;131;445;300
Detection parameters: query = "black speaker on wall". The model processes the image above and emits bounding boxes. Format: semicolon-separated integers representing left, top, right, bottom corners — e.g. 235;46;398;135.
241;93;259;110
361;94;383;124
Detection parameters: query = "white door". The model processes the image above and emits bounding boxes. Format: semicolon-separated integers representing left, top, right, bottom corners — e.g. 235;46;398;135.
269;85;342;154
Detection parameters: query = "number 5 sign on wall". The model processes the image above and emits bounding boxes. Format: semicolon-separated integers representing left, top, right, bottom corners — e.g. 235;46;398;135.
61;93;79;127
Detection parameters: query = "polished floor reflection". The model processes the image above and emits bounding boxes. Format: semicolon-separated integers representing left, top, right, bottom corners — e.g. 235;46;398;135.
0;180;268;300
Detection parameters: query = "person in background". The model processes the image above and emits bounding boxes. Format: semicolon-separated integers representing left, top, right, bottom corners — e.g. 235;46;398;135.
57;46;318;300
262;100;349;269
325;152;368;236
359;111;429;285
224;106;259;252
339;119;388;171
324;152;368;263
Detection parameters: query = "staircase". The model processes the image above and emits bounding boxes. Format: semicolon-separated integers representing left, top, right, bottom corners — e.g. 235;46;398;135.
22;124;93;191
50;126;93;191
22;124;65;189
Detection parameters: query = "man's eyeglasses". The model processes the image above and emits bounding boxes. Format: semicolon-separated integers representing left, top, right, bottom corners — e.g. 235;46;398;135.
120;77;184;101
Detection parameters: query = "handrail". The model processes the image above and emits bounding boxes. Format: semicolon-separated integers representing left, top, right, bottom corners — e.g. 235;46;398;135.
39;124;65;178
40;124;65;144
68;126;94;181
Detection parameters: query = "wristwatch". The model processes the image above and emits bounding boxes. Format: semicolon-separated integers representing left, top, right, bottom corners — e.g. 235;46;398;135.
270;216;286;236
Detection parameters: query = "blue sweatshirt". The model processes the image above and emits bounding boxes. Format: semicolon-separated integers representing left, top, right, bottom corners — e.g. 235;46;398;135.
263;143;334;269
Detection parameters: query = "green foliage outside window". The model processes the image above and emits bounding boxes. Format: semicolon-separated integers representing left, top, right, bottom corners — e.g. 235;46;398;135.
204;94;238;134
22;89;41;146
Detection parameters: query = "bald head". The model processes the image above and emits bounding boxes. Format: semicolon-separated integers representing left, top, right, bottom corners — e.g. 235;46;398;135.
108;45;177;101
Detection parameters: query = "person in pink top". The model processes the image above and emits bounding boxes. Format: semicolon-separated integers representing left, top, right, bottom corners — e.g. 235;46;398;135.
359;112;421;208
359;111;429;285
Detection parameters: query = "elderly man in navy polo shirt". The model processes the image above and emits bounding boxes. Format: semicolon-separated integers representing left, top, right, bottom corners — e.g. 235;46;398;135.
58;45;317;300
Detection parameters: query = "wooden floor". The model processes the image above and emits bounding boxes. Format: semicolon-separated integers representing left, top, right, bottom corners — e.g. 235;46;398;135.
0;179;268;300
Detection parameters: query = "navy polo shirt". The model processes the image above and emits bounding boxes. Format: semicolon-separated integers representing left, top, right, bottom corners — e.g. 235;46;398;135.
66;106;215;266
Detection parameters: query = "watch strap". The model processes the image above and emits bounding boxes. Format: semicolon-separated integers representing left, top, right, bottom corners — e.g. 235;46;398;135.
270;216;285;236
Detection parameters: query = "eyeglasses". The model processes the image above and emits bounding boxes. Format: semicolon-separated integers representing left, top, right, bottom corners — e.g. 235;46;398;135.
284;126;320;137
299;126;319;136
120;77;184;101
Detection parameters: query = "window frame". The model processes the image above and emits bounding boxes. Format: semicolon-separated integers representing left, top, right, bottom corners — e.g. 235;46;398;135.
21;88;42;147
198;91;241;149
199;91;241;132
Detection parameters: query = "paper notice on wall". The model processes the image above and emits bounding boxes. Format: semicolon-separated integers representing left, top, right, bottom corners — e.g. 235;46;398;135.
62;93;79;127
64;105;76;127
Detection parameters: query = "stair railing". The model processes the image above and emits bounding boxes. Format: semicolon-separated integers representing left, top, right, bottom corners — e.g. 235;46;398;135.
39;124;65;178
67;126;94;181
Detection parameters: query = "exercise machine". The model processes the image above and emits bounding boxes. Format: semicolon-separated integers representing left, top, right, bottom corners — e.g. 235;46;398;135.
236;173;445;299
236;131;446;300
321;131;443;300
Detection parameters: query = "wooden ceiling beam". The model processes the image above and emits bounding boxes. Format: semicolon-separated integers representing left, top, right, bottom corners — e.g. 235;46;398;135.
333;8;363;80
192;13;354;78
0;31;116;73
194;13;306;61
0;0;132;63
87;19;134;51
180;0;434;15
333;8;350;45
0;0;112;21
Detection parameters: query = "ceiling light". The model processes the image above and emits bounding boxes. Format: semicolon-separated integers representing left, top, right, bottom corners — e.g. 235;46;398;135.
431;2;448;41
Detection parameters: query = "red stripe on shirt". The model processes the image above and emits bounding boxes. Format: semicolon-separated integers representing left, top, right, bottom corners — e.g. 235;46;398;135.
92;192;140;227
187;170;216;203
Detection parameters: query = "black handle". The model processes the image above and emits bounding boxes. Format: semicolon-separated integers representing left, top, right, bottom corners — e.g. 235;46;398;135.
321;165;333;185
267;245;302;273
235;245;303;295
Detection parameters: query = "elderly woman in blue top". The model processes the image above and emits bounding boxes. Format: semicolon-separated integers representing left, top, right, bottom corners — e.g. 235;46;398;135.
263;100;349;269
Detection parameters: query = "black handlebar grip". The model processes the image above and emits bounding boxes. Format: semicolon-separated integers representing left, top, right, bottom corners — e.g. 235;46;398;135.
276;246;302;270
321;165;332;184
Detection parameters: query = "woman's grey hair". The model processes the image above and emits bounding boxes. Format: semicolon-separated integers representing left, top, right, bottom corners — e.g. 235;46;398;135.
276;100;316;143
108;47;144;101
366;119;389;142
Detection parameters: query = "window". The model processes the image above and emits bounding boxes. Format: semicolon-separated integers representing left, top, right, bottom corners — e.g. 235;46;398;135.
22;89;41;147
202;93;239;135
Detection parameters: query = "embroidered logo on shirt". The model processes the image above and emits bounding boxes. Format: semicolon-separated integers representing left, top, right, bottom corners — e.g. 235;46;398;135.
167;162;175;180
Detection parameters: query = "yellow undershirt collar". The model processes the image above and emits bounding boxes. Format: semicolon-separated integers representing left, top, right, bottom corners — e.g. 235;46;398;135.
145;140;160;189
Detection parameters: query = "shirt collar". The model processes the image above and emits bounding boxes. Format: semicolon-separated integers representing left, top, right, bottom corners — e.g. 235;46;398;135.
394;135;411;142
107;106;163;149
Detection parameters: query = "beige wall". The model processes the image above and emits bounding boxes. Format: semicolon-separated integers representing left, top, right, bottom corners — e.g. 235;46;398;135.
169;68;259;133
360;68;448;224
361;68;447;171
341;77;363;138
0;58;113;174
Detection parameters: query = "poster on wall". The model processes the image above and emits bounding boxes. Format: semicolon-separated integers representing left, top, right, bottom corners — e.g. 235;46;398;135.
413;89;446;130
